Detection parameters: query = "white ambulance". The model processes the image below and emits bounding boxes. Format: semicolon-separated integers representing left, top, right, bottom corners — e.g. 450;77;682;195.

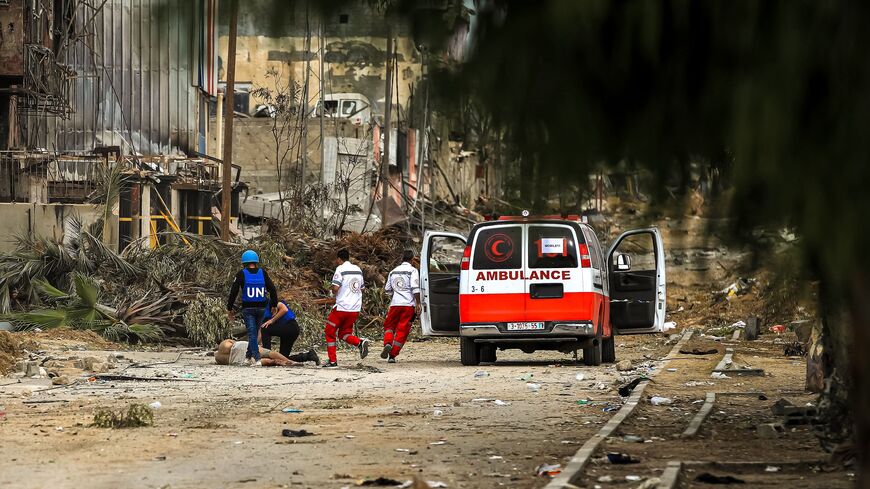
420;214;666;366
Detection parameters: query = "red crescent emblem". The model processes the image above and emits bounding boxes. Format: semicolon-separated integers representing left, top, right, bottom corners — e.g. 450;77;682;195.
490;239;506;256
484;233;514;263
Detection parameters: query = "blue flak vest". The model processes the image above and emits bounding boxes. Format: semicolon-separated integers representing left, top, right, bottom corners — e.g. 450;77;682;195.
242;269;267;304
263;301;296;322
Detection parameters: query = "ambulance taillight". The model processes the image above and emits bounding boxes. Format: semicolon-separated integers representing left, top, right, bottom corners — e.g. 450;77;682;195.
461;245;471;270
579;244;592;268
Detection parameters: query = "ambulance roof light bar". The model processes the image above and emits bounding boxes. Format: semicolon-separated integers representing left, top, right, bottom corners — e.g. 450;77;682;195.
497;213;582;221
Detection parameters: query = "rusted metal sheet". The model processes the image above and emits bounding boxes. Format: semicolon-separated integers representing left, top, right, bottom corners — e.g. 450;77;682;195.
25;0;215;156
0;0;25;77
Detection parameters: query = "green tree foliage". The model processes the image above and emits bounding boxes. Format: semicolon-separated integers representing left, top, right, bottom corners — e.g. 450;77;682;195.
441;0;870;475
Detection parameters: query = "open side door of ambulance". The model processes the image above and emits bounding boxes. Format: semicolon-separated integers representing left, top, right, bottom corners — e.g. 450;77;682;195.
606;228;666;334
420;230;466;336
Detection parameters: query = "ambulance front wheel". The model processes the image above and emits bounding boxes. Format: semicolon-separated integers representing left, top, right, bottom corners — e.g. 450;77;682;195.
460;337;481;366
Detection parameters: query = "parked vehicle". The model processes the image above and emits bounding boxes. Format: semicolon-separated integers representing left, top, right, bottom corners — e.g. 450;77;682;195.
420;214;666;366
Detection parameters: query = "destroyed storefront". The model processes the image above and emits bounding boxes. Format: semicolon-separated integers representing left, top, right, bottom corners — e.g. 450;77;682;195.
0;151;243;252
0;0;226;251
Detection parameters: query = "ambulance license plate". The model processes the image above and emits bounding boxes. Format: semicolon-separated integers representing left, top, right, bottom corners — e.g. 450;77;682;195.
506;322;545;331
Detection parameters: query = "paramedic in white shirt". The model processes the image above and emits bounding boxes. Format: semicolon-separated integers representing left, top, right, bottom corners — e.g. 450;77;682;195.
322;249;370;368
380;249;421;363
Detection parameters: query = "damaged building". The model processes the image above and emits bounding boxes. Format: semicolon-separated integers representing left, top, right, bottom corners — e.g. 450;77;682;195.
0;0;239;251
213;0;496;229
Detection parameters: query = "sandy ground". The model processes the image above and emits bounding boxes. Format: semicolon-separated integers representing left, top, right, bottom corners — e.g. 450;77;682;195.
0;329;848;489
1;336;671;489
0;216;843;488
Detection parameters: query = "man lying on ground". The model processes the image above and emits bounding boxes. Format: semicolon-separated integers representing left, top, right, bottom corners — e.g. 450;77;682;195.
214;339;302;367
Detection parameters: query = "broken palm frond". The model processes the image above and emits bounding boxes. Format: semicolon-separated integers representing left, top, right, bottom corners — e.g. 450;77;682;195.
183;293;238;347
4;273;163;343
92;403;154;428
0;215;138;313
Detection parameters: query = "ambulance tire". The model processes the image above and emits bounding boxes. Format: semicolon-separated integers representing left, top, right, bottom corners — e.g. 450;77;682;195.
602;334;616;363
480;345;497;363
583;341;602;366
460;337;481;366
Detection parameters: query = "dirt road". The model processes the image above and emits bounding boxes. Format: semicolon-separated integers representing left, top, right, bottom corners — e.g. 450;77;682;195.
0;329;850;489
0;335;664;489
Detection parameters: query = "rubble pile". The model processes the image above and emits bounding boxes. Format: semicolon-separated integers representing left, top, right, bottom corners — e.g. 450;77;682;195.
0;220;421;346
264;222;417;343
0;331;23;375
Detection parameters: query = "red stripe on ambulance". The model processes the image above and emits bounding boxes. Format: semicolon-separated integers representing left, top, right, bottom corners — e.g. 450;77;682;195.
460;291;609;335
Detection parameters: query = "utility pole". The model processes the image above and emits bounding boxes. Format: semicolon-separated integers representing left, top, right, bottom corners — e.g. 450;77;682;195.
318;18;326;221
414;49;430;232
381;28;394;229
300;3;311;188
220;0;239;241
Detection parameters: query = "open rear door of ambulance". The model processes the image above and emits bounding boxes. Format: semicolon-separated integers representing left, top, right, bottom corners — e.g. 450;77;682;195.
421;231;466;336
606;228;666;334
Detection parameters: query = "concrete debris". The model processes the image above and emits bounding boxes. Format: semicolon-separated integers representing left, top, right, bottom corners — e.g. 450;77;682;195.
649;396;673;406
636;478;662;489
616;359;633;371
789;320;814;343
51;375;73;386
756;423;785;439
534;463;562;477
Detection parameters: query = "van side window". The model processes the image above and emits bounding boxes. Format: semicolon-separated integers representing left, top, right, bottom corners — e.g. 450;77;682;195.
528;226;579;269
581;227;603;270
428;236;466;273
471;226;523;270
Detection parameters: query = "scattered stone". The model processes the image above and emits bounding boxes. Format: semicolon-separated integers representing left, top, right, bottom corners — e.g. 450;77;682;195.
24;361;41;377
789;320;814;343
757;423;785;439
745;316;761;341
616;359;633;371
51;376;72;386
771;398;795;415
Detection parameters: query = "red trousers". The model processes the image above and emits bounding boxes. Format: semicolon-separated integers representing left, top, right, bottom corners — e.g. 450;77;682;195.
383;306;415;358
325;310;361;363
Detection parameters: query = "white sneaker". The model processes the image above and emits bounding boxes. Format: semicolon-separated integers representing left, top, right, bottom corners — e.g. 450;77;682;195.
252;361;262;367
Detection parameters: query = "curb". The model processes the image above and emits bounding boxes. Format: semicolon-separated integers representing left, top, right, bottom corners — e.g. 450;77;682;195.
544;329;695;488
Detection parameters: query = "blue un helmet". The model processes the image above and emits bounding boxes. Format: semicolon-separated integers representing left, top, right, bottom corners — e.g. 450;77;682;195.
241;250;259;265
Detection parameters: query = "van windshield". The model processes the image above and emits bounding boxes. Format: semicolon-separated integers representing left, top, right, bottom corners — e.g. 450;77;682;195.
471;226;522;270
528;225;580;269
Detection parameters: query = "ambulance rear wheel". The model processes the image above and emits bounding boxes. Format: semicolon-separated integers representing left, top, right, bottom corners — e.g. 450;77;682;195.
460;337;481;366
583;341;602;366
480;345;497;363
602;335;616;363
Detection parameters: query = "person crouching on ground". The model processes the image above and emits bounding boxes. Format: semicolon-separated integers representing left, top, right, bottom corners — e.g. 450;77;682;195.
226;250;278;366
214;339;301;367
381;249;421;363
322;249;370;368
261;298;320;365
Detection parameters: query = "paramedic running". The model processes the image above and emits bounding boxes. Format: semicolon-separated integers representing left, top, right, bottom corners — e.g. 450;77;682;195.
226;250;278;366
322;249;370;368
381;250;421;363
